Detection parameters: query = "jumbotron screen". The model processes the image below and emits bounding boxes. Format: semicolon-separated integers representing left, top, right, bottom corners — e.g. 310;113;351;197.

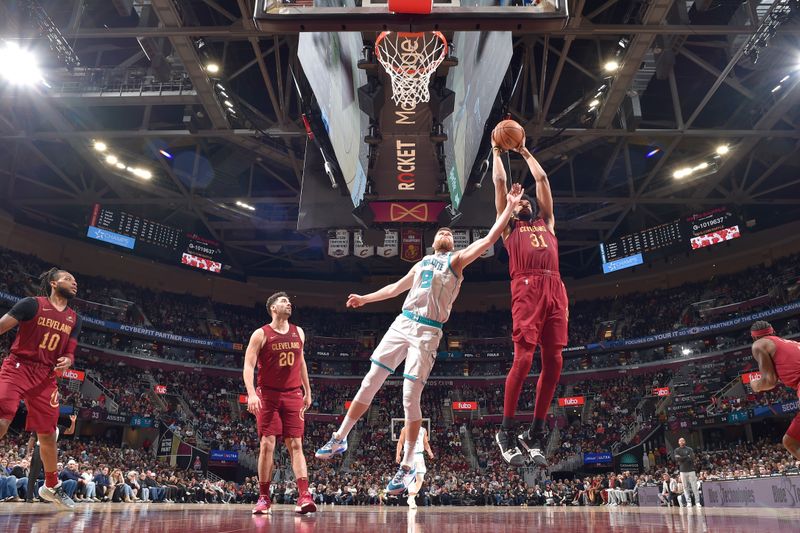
600;207;742;274
86;204;225;273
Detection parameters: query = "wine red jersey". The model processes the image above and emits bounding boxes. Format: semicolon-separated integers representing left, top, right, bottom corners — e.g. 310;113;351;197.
257;323;303;390
10;297;79;366
504;218;560;277
765;336;800;390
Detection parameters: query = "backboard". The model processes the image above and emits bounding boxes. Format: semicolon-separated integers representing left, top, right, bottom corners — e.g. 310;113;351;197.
254;0;569;33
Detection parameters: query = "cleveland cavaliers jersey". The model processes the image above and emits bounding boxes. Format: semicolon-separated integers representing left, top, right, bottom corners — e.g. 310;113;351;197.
10;296;79;365
403;426;427;455
257;323;303;390
402;252;462;324
505;218;560;277
765;335;800;390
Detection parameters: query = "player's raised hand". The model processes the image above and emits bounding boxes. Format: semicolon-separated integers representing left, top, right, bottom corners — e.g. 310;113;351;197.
247;393;262;414
346;294;366;308
506;183;524;208
55;356;72;372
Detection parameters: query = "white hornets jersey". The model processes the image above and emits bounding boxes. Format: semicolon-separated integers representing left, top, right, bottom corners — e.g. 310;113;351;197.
404;426;427;455
402;252;462;325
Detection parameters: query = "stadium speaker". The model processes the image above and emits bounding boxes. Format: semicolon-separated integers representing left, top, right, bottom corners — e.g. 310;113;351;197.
429;87;455;121
362;228;385;247
358;82;386;121
352;201;375;229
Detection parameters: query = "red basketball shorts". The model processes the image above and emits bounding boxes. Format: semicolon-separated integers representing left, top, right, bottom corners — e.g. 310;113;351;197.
256;386;305;439
510;271;569;347
0;356;60;433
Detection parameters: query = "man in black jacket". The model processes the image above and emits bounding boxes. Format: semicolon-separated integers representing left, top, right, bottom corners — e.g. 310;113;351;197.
673;437;702;507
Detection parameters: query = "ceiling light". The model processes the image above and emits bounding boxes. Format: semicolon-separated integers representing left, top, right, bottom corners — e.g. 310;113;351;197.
105;154;118;164
93;141;107;152
136;169;152;180
716;144;730;155
646;148;661;158
236;200;256;211
589;99;600;107
224;100;234;108
603;60;620;72
0;42;43;86
205;63;220;74
694;161;709;171
771;85;781;93
681;348;692;356
673;168;691;179
158;149;173;159
780;75;789;83
219;91;229;98
216;83;225;91
115;162;126;169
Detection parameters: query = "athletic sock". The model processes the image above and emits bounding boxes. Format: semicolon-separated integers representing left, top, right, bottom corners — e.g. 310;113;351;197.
259;482;270;497
528;417;546;437
335;415;358;441
297;478;309;495
45;471;58;489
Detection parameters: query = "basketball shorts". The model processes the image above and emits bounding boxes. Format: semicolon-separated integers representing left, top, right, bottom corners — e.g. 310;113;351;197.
256;386;305;439
787;392;800;442
370;315;442;384
510;271;569;347
0;356;59;433
415;453;427;475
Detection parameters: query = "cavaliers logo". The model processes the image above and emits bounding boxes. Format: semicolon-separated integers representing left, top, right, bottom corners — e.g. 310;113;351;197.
49;389;60;408
390;203;429;222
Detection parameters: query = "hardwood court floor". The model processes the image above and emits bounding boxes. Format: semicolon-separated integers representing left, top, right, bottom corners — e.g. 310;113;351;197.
1;503;799;532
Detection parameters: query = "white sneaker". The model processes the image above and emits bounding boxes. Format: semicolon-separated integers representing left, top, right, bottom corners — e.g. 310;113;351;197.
38;482;76;510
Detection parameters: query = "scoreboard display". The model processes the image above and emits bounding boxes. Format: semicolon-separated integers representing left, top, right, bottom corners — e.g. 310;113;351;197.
600;207;742;274
87;204;225;273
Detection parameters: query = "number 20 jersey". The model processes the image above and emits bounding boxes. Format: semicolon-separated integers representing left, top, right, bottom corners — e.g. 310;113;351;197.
257;323;303;390
10;296;78;365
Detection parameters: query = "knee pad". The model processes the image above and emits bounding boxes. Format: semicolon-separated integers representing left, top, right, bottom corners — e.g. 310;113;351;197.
402;378;424;421
352;364;391;405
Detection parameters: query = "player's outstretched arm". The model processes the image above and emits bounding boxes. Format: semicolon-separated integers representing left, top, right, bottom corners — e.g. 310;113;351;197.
750;339;778;393
297;327;312;414
243;328;265;413
346;265;417;308
516;146;554;232
492;139;509;219
451;183;524;273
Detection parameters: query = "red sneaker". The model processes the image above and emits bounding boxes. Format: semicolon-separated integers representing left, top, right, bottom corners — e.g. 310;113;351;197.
294;492;317;514
252;496;272;514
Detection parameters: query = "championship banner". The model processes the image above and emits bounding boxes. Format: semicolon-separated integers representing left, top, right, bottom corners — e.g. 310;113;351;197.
453;229;470;251
742;372;762;384
370;201;446;223
56;369;85;381
452;401;478;411
327;229;350;258
472;229;494;258
401;229;423;262
653;387;671;397
558;396;585;407
154;384;168;395
353;230;375;258
378;230;399;258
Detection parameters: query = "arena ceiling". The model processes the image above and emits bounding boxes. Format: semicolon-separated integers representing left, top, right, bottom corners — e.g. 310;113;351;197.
0;0;799;280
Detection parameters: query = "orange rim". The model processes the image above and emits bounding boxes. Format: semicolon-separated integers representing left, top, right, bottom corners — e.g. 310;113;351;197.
374;31;448;76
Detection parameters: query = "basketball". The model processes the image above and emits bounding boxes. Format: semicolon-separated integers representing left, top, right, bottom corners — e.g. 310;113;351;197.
492;120;525;151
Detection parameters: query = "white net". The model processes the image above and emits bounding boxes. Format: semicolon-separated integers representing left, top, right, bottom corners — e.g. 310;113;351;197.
375;31;447;108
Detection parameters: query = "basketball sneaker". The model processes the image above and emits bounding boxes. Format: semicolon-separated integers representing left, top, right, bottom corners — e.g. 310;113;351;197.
386;465;416;495
295;492;317;514
38;482;76;510
518;429;547;466
495;430;525;466
315;435;348;459
252;495;272;514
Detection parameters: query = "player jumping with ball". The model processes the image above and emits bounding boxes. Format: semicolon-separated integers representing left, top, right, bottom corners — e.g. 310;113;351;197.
492;126;569;467
316;184;525;495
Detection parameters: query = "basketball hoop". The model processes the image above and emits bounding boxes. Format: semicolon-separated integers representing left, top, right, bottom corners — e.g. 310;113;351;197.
375;31;448;108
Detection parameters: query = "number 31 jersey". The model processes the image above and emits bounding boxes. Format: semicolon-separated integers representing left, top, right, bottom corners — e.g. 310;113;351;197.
257;323;303;390
10;296;79;365
505;218;561;277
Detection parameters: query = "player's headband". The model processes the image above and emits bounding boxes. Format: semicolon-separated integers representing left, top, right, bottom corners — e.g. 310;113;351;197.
751;326;774;339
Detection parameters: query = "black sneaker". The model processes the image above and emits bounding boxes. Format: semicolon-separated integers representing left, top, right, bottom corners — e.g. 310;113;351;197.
518;429;547;466
38;482;76;510
495;430;526;466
